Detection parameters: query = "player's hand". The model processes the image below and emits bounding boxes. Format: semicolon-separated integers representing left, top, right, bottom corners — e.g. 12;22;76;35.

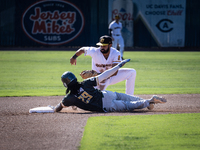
70;57;77;65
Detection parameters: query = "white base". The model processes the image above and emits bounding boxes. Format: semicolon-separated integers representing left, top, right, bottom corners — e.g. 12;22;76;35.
29;106;54;113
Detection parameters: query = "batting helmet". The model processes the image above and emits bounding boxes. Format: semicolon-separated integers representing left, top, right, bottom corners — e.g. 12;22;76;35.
61;71;77;88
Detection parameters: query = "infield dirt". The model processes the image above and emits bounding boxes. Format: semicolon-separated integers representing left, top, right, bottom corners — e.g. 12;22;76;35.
0;94;200;150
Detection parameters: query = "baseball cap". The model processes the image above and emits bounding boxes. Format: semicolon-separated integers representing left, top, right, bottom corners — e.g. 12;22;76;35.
115;15;120;19
96;35;112;46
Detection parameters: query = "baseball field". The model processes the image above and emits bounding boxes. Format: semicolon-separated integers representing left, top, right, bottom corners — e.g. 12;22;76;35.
0;51;200;150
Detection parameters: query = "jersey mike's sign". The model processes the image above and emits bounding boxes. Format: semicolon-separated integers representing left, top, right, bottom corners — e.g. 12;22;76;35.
22;0;84;45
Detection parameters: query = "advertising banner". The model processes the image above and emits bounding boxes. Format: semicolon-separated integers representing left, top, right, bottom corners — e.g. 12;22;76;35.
21;0;84;45
108;0;186;47
133;0;186;47
14;0;108;47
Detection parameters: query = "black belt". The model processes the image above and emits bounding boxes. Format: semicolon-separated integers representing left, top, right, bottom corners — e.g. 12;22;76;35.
113;34;120;36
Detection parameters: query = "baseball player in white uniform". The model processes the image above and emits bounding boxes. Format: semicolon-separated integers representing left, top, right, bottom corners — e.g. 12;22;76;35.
70;35;136;95
109;15;125;59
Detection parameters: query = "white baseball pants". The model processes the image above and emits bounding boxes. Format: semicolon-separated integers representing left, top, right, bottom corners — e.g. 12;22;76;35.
97;68;136;95
112;35;124;57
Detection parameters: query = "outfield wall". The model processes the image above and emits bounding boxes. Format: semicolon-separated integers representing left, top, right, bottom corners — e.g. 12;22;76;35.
0;0;199;48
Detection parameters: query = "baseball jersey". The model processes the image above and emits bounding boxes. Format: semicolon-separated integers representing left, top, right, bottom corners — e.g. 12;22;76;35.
84;47;121;73
61;77;104;112
109;21;122;35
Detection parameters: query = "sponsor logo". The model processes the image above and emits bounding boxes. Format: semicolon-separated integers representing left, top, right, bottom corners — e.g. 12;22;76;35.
156;19;173;32
22;0;84;45
112;9;133;21
112;8;133;29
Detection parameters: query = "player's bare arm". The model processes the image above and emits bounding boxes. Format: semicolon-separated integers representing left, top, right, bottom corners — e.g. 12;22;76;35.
109;59;126;77
110;63;119;76
70;48;85;65
99;63;118;78
97;59;130;83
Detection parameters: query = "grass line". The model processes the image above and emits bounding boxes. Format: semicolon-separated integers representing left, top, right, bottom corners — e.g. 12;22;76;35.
80;113;200;150
0;51;200;96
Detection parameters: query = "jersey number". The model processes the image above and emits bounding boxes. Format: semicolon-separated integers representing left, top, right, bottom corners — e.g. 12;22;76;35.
78;91;93;104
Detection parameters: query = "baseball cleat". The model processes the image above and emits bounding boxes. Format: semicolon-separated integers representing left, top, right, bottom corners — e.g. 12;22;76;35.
150;95;167;104
147;103;154;110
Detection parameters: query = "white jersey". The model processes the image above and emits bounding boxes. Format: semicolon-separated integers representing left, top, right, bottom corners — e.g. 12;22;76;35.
109;21;122;36
84;47;121;73
83;46;136;95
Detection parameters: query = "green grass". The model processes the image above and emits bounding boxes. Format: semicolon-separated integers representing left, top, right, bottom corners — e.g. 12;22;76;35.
0;51;200;96
0;51;90;96
133;52;200;94
80;113;200;150
1;51;199;150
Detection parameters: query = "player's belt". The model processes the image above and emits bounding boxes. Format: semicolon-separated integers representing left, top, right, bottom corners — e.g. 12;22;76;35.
113;34;120;36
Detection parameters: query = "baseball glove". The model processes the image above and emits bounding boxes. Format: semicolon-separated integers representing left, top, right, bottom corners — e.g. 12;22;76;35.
80;70;98;79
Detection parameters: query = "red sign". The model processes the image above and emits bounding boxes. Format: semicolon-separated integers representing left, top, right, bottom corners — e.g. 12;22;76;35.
22;0;84;45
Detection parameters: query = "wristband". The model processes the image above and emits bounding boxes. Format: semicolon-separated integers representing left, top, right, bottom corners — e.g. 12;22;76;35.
72;54;78;59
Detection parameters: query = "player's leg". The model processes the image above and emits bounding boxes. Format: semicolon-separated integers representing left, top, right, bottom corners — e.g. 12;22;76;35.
113;92;166;111
115;92;143;101
108;99;150;112
102;90;142;112
102;90;121;112
125;99;150;110
112;36;118;49
97;59;131;89
107;68;136;95
119;36;124;58
115;92;153;110
102;91;166;112
102;90;126;112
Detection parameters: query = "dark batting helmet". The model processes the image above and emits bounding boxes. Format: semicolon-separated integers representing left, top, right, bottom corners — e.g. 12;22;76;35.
61;71;77;88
